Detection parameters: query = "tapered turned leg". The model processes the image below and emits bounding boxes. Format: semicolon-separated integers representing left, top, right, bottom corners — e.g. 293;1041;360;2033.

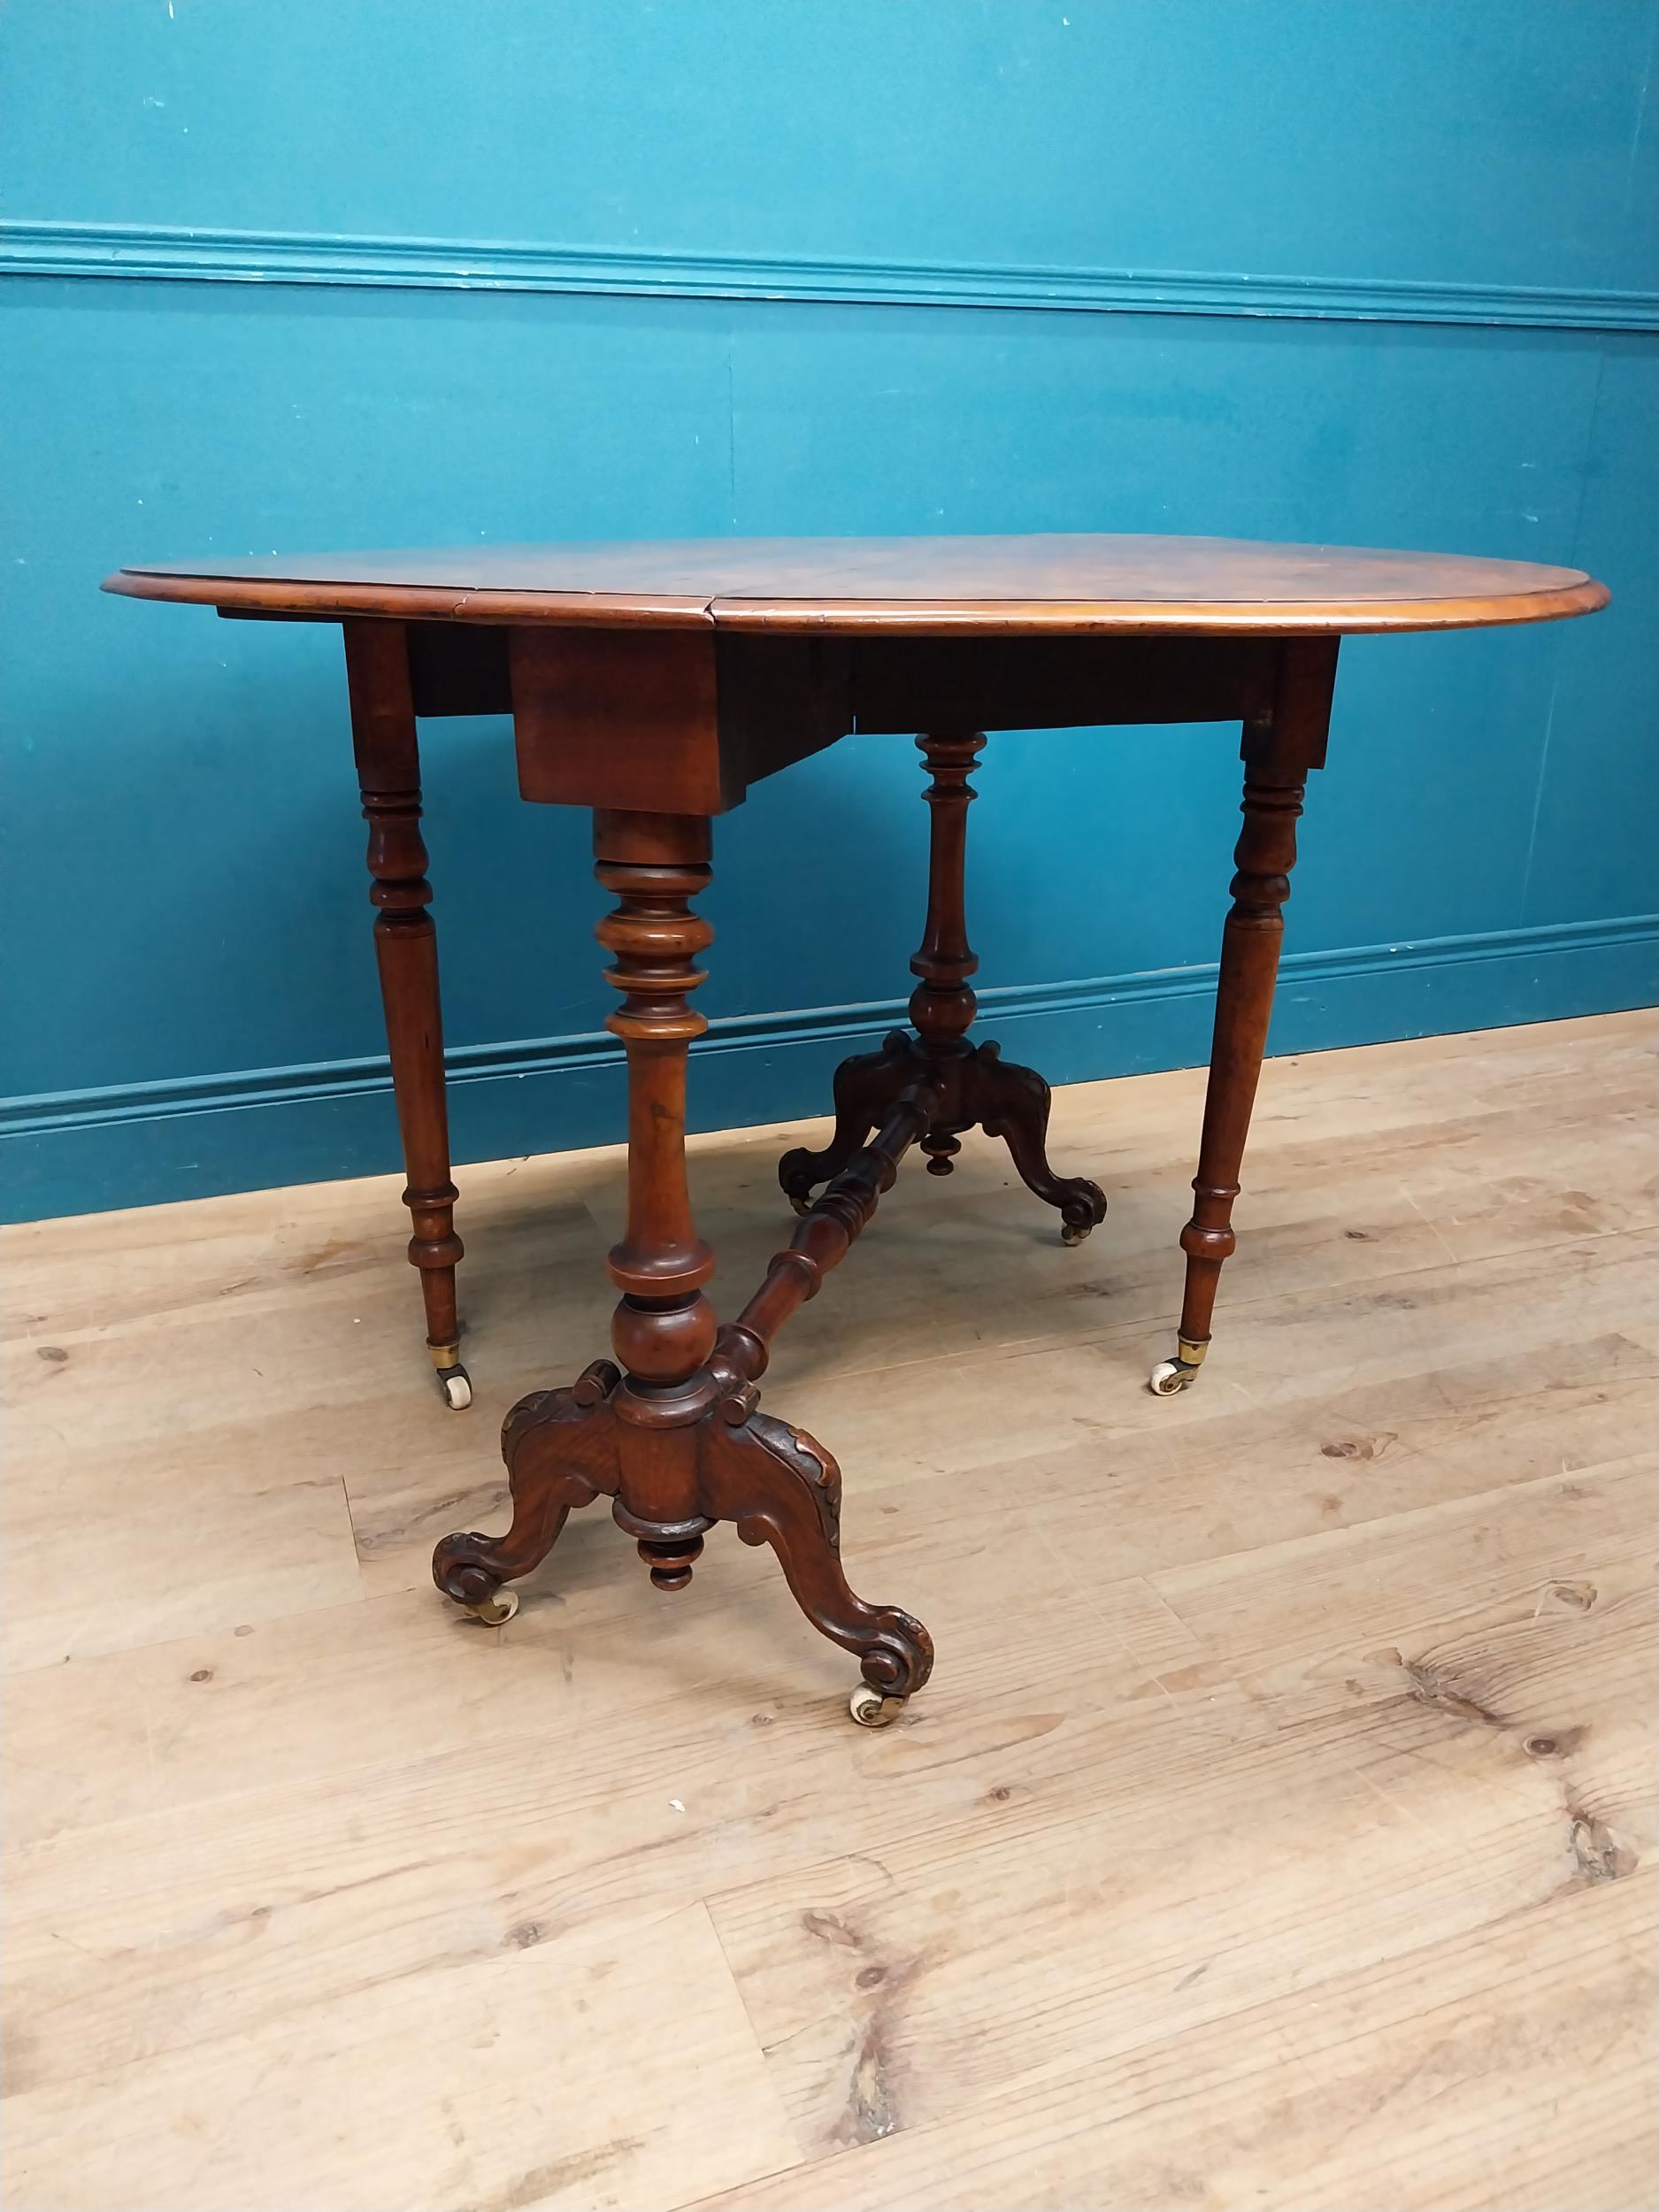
1151;640;1338;1394
343;621;469;1409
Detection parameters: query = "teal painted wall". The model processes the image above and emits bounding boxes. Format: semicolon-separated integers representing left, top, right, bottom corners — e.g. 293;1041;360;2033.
4;0;1655;1221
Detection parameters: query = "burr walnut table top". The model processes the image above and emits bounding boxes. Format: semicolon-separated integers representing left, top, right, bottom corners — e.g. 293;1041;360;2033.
104;533;1608;636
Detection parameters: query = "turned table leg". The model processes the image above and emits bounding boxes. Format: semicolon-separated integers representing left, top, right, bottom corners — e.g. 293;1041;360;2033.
343;620;469;1410
1151;639;1338;1394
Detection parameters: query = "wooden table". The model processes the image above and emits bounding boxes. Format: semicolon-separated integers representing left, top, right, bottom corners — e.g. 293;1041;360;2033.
104;536;1608;1724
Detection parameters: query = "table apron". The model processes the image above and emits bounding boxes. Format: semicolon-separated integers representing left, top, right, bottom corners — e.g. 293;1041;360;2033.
391;623;1288;811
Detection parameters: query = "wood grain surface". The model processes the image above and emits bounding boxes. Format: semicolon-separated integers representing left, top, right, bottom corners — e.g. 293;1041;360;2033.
2;1011;1652;2210
104;533;1609;634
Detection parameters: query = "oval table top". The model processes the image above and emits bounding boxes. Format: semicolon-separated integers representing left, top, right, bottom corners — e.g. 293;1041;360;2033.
104;534;1608;636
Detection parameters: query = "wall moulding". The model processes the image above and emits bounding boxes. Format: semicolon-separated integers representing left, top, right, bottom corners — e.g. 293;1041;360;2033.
5;220;1657;333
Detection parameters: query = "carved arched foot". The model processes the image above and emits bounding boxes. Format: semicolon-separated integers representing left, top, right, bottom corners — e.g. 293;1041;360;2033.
780;1030;915;1211
700;1407;934;1714
972;1045;1108;1243
432;1368;620;1618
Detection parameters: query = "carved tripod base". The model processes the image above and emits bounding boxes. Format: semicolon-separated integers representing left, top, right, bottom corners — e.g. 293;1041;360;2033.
779;1027;1108;1245
433;1357;934;1726
780;730;1106;1248
435;810;941;1727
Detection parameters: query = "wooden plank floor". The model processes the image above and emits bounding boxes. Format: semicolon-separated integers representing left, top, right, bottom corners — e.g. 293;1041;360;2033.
3;1011;1654;2212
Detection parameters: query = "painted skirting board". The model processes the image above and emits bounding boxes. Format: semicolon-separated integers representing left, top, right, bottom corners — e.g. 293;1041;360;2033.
4;916;1652;1225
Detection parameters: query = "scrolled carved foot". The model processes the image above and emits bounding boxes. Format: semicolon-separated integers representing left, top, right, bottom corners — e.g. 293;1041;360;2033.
852;1604;934;1699
1058;1182;1110;1246
432;1375;620;1619
971;1045;1108;1244
847;1606;933;1724
780;1030;915;1211
699;1405;934;1714
430;1534;521;1623
432;1532;506;1614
